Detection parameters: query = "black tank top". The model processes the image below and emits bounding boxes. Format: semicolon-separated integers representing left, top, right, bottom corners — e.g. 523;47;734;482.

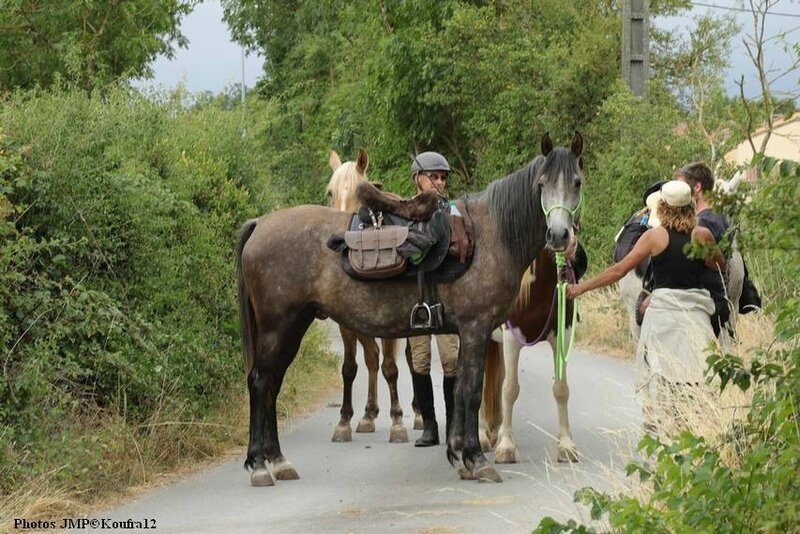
650;229;705;290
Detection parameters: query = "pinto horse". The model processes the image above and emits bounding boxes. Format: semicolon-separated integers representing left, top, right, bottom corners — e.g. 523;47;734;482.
325;148;407;444
479;244;586;464
236;133;585;486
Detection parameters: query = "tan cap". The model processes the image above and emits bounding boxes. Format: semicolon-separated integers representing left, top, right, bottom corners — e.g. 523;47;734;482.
661;180;692;207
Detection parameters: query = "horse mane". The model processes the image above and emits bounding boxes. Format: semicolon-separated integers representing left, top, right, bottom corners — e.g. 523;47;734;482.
327;161;365;212
481;156;546;268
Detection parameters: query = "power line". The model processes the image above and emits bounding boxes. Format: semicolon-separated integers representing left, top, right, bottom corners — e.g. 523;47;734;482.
691;1;800;18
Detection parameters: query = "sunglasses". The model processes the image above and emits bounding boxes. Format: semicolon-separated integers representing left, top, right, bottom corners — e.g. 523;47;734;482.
421;172;448;182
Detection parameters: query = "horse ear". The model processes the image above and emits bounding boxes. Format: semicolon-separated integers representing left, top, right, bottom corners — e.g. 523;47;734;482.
356;147;369;175
329;150;342;171
541;132;553;156
369;181;384;190
571;132;583;158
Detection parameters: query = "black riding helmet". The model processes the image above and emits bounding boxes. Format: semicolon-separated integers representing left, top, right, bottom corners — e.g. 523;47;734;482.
411;151;450;179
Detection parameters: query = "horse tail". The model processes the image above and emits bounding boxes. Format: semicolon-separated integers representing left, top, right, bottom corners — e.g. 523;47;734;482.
482;340;504;439
237;219;258;374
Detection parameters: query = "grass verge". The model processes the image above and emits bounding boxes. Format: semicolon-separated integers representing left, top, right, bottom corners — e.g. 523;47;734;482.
0;322;339;534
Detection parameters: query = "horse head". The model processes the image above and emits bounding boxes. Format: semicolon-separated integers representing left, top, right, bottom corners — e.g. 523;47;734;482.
537;132;583;251
326;148;369;213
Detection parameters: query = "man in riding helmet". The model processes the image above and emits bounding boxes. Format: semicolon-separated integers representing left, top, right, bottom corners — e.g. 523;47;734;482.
408;151;460;447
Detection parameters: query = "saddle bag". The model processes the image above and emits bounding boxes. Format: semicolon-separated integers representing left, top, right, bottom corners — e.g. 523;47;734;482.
344;226;409;279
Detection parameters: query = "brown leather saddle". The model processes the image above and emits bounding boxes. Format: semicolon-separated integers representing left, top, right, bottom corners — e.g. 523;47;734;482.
344;211;409;279
328;184;476;330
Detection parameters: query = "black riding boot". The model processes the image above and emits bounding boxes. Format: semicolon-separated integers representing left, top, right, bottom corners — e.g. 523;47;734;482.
443;375;455;443
412;373;439;447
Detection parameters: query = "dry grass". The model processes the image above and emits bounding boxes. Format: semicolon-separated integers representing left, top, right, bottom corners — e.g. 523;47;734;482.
0;323;339;534
575;286;635;359
578;308;779;520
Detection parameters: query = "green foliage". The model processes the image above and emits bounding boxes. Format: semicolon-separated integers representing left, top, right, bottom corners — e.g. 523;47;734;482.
0;1;194;91
221;0;729;266
0;87;298;493
535;158;800;532
582;81;709;263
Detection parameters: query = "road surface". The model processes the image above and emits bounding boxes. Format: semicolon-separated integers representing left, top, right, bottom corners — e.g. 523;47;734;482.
80;320;641;533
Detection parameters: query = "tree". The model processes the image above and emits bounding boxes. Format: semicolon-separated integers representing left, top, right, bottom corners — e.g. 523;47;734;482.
0;0;195;91
737;0;800;155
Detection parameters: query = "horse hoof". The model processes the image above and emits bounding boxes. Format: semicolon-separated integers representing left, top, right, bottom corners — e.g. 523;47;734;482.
475;464;503;483
356;418;376;433
250;468;275;487
494;447;519;464
389;425;408;443
458;467;475;480
332;425;352;442
272;460;300;480
413;414;424;430
557;445;579;463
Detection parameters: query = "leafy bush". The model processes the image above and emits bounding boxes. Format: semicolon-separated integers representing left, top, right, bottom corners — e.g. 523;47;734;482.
0;86;315;494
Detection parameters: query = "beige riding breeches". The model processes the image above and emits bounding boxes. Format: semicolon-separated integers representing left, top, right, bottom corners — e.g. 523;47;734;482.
409;334;459;377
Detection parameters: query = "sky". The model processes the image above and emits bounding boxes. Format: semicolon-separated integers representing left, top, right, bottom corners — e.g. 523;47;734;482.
132;1;264;94
134;0;798;99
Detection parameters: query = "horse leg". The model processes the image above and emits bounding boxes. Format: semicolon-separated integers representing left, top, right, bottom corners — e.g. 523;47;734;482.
246;365;273;486
495;329;522;464
405;340;423;430
356;335;380;433
264;316;314;481
248;313;313;486
450;329;502;483
381;338;408;443
332;325;357;442
549;332;578;463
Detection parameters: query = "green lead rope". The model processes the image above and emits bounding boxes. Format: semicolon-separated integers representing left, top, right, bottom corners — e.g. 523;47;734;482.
555;251;579;382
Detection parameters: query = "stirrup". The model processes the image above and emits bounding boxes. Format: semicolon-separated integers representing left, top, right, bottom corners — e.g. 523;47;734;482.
410;302;443;329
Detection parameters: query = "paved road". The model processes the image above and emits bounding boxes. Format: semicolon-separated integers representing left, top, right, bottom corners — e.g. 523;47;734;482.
82;321;641;533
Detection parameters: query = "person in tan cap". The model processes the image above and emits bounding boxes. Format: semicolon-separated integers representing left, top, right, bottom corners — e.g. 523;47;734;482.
567;180;725;430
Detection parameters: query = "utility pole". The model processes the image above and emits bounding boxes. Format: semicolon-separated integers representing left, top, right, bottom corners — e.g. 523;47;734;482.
622;0;649;98
241;45;247;138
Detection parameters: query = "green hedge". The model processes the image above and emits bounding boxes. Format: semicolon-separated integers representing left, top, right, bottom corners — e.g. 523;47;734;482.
0;87;300;493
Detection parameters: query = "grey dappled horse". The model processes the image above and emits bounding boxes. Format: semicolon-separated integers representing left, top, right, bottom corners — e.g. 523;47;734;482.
237;133;584;486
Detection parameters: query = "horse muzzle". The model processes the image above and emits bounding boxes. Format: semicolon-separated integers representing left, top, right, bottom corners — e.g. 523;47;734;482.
546;225;571;252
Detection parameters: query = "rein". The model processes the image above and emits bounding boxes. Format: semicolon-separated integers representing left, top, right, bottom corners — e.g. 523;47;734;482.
554;251;578;382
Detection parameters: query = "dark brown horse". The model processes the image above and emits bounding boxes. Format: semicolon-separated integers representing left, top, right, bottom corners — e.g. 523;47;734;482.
237;133;584;486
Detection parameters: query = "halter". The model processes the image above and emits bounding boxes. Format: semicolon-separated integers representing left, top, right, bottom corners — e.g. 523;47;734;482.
541;189;583;220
